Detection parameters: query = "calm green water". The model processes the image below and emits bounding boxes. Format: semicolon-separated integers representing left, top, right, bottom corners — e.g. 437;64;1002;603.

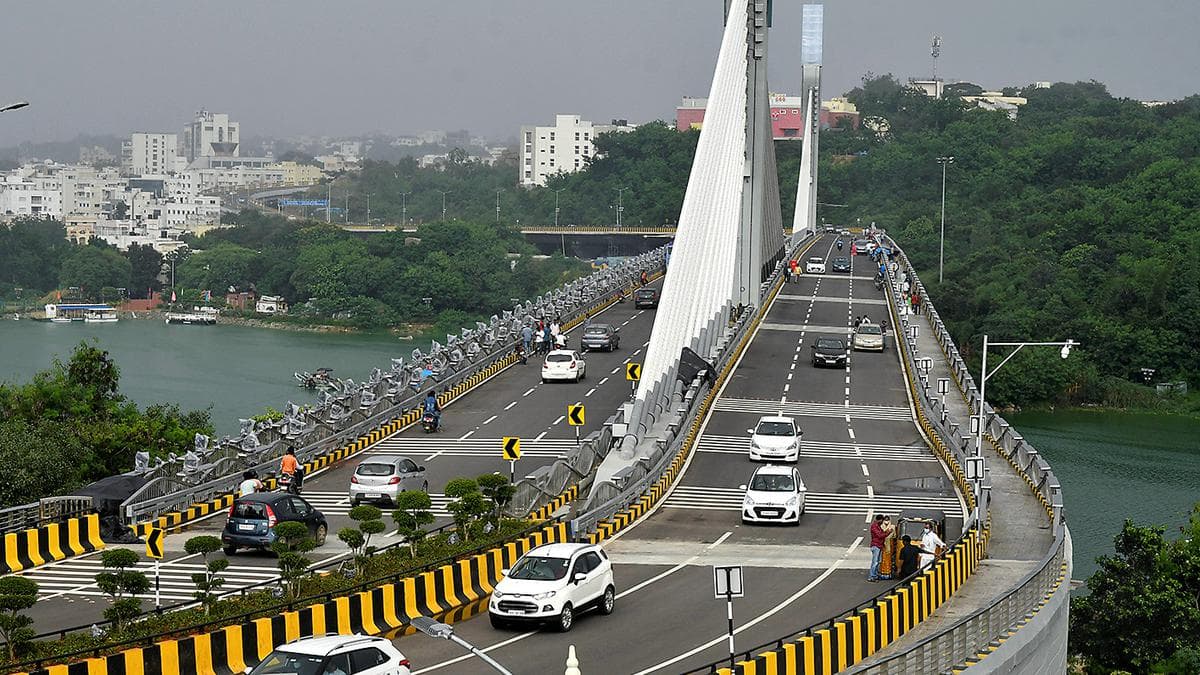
1007;409;1200;580
0;318;408;436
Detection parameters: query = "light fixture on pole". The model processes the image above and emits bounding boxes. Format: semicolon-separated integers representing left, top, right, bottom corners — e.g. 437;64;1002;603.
439;190;453;222
0;101;30;114
936;156;955;283
400;191;411;227
615;186;630;227
554;188;567;256
494;188;503;224
975;336;1077;460
409;616;513;675
365;193;372;227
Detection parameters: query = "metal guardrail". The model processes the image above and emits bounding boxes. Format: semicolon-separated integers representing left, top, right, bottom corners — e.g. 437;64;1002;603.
0;497;95;535
844;240;1068;673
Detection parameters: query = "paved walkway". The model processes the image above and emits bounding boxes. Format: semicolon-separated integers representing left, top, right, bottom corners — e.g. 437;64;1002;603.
851;300;1056;669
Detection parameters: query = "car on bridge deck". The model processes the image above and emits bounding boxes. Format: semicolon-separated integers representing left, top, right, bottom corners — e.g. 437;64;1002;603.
580;323;620;352
349;455;428;507
852;322;885;352
489;542;615;632
747;415;802;462
811;337;848;368
831;256;852;273
247;634;411;675
542;349;586;383
222;492;328;556
742;464;806;525
805;256;827;274
634;287;659;308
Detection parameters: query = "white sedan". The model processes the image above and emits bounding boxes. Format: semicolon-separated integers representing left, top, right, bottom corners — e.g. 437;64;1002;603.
742;465;806;525
805;256;826;274
542;349;586;383
747;415;802;462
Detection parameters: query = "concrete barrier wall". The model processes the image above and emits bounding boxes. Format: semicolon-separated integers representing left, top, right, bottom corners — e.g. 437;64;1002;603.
15;522;569;675
1;514;104;574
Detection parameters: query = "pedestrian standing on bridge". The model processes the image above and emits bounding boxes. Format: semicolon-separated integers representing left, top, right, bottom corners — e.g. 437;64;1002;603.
898;535;921;578
868;514;887;582
521;324;533;353
912;292;922;316
919;521;945;571
542;323;553;355
640;270;649;286
783;264;792;284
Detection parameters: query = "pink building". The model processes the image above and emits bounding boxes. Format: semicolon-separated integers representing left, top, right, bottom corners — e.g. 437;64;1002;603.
676;95;859;139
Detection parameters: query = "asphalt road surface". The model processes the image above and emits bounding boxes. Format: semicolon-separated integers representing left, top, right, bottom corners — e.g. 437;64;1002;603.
395;237;966;674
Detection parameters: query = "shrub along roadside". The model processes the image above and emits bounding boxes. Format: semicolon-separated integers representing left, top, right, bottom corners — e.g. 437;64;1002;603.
6;519;537;669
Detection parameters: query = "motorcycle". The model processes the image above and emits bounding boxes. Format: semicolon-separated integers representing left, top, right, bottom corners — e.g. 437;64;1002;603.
278;469;302;495
836;240;843;251
422;411;440;433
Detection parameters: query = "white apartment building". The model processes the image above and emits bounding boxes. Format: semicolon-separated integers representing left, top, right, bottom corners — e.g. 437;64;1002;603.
183;110;240;162
518;115;635;187
0;171;63;219
122;133;178;176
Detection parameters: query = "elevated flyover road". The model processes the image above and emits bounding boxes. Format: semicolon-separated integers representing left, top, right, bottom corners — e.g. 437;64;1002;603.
396;236;967;674
13;280;663;633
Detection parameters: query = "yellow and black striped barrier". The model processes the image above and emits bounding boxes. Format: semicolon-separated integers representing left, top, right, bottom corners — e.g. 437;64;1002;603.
15;522;570;675
528;485;578;522
1;514;105;575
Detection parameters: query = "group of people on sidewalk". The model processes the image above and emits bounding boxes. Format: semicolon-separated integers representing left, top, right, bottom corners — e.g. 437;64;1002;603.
868;513;945;582
521;318;567;356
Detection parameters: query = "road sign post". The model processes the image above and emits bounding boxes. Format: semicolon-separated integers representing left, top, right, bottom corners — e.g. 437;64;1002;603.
502;437;521;482
713;565;744;670
146;527;165;610
567;404;585;446
626;362;641;398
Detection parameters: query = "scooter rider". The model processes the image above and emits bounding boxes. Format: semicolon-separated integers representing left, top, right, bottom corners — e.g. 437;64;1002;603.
836;239;843;251
424;390;441;430
280;447;301;494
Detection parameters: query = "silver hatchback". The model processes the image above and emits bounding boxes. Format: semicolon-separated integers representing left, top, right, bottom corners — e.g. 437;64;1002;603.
349;455;428;506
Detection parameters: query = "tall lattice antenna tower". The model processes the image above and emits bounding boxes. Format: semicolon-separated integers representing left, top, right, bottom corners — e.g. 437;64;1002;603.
931;35;942;81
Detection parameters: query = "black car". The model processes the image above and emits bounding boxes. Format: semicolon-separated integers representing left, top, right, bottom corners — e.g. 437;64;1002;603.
634;288;659;308
831;257;852;273
581;323;620;352
811;337;848;368
222;492;328;555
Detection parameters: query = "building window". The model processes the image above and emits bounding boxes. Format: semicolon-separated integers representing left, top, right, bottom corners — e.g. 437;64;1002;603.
549;132;555;140
575;132;580;140
584;133;589;140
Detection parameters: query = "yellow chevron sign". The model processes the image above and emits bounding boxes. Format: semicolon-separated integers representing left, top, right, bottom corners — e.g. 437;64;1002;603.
626;362;642;381
502;436;521;460
146;527;165;559
567;404;585;426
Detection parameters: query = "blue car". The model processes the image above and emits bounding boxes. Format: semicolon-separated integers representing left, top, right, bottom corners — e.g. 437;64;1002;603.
222;492;327;556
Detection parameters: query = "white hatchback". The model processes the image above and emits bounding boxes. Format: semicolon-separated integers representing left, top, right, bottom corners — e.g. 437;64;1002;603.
805;256;826;274
489;542;615;632
542;349;586;383
246;634;410;675
742;465;806;525
747;415;802;462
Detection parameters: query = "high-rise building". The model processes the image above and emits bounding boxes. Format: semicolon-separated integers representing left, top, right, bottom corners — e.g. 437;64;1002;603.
518;114;635;187
122;133;178;176
183;110;239;162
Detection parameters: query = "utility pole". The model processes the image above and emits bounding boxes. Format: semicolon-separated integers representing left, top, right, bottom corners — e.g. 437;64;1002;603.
365;193;371;227
400;191;411;228
439;190;452;222
936;156;955;283
615;186;629;227
344;193;349;224
555;188;566;256
326;184;331;223
494;188;503;224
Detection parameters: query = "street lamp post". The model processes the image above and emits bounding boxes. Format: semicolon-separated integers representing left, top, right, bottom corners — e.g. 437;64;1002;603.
439;190;453;222
400;191;411;227
974;336;1077;460
615;186;629;227
409;616;513;675
494;188;503;224
0;101;30;114
365;193;371;227
936;156;955;284
554;188;567;256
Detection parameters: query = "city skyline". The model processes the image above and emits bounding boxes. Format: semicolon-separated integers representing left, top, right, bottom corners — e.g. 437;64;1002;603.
3;0;1198;146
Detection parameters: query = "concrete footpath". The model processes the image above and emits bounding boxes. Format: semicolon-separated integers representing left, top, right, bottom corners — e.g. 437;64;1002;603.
851;301;1056;668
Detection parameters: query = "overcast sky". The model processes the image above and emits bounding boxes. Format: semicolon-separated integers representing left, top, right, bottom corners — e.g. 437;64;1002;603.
3;1;1198;146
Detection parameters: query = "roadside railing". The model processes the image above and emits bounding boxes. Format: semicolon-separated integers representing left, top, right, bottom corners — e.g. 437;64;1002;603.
0;498;94;536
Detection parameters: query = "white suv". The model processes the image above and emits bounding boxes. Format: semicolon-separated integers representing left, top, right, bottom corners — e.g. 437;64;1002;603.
805;256;826;274
742;465;806;525
246;634;410;675
489;542;615;632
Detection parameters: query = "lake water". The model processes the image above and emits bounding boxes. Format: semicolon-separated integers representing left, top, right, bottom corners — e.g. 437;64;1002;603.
1;318;1194;582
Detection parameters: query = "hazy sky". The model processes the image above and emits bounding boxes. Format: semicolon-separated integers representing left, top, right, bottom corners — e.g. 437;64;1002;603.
3;1;1198;146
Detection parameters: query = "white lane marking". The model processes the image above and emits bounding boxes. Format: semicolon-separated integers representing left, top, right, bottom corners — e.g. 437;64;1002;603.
503;402;517;410
535;431;548;441
523;387;536;397
458;430;475;440
861;463;870;477
552;415;565;425
633;348;642;356
599;377;609;385
787;373;793;380
845;375;851;384
611;367;621;374
585;387;596;397
867;484;875;498
783;384;790;393
414;530;735;675
848;428;856;439
481;415;498;425
845;386;851;397
631;537;863;675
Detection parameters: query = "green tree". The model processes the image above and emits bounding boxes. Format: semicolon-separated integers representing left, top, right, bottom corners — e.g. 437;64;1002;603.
477;473;516;527
0;419;85;508
272;521;317;600
183;535;229;615
95;548;150;632
337;504;386;577
125;243;163;298
0;576;39;660
444;477;489;542
392;491;435;558
59;245;131;300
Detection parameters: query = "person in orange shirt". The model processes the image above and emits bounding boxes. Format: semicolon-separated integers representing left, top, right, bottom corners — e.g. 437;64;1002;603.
280;446;301;493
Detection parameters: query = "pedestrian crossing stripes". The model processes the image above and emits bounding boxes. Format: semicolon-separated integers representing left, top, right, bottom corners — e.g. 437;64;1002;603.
696;435;937;463
302;491;451;518
18;556;285;603
366;437;576;460
664;486;963;517
713;397;913;421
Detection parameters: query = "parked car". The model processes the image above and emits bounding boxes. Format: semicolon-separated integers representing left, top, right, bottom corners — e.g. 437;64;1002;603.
747;415;802;462
811;337;848;368
634;288;660;308
246;634;411;675
852;322;885;351
222;492;327;556
742;464;806;525
804;256;826;274
580;323;620;352
831;257;852;273
489;542;615;632
542;349;586;383
349;456;428;507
